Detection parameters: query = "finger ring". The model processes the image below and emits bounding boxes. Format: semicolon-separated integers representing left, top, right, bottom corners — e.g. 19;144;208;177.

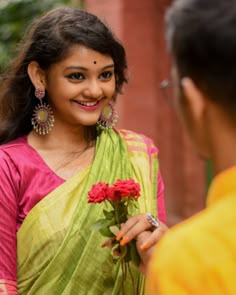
146;212;160;228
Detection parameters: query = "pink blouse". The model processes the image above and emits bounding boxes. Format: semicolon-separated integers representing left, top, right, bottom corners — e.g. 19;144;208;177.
0;136;166;284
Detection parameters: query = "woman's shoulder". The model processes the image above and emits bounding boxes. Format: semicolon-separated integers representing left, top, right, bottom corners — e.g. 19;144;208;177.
0;136;27;150
0;136;31;163
0;137;29;180
115;128;159;154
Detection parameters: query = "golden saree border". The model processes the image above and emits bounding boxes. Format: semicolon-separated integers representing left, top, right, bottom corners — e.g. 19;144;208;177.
17;129;158;294
118;129;158;216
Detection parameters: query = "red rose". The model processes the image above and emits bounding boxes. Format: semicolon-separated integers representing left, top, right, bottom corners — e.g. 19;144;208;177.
112;179;141;198
106;187;122;201
88;182;109;203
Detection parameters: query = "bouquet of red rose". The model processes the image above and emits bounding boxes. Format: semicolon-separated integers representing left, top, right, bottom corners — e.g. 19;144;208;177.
88;178;141;294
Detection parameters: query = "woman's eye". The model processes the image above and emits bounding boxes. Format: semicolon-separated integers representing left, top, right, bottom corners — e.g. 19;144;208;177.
67;73;85;80
100;71;113;80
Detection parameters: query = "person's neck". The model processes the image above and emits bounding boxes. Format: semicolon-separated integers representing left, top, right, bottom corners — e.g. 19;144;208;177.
28;124;94;153
208;116;236;177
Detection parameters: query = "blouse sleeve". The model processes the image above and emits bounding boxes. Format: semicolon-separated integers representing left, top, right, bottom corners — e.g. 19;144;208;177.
157;170;166;223
0;150;19;294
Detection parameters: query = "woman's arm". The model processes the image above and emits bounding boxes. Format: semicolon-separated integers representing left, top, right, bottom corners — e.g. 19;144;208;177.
0;150;18;294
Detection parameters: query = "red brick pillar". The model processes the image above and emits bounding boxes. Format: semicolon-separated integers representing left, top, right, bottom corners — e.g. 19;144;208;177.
85;0;206;226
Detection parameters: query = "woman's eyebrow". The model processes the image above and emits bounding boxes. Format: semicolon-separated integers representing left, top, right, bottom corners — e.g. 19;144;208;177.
102;64;115;70
65;64;115;71
65;66;88;71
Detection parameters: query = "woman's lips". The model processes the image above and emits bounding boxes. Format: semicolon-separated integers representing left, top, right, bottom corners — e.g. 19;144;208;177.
73;100;100;111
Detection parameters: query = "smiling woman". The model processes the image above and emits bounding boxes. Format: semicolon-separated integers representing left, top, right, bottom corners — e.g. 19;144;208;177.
0;7;167;295
27;45;116;131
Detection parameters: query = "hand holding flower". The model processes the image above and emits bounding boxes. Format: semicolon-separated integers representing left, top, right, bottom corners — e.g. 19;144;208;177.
116;214;168;274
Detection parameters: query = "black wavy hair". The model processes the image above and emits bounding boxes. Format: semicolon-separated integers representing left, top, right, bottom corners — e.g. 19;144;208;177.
0;7;128;144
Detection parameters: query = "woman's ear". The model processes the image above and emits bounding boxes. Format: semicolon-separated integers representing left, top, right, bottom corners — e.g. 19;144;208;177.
181;77;206;121
27;61;46;89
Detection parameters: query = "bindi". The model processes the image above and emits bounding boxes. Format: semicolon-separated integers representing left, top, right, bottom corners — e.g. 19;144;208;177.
93;61;97;64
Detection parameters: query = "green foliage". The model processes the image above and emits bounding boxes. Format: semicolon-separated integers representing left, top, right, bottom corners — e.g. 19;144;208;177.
0;0;79;71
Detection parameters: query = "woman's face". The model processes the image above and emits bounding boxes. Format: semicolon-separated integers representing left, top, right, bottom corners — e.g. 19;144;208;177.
44;45;116;129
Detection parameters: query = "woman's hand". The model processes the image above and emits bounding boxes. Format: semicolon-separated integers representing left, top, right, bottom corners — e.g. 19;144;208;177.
116;214;168;273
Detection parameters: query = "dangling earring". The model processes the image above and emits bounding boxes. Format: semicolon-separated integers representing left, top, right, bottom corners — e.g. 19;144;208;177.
31;88;55;135
97;102;118;130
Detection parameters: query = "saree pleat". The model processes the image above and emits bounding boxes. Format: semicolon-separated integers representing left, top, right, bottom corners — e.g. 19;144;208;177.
17;129;158;294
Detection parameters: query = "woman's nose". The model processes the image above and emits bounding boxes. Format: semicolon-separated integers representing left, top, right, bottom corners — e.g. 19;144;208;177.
83;80;103;99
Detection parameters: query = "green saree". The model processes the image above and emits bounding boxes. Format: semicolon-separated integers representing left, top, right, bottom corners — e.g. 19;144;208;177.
17;129;158;294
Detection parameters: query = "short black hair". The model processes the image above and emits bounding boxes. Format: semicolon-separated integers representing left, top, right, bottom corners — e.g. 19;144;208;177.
166;0;236;116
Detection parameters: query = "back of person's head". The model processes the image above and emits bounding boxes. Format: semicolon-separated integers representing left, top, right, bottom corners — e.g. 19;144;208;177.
0;7;127;143
165;0;236;118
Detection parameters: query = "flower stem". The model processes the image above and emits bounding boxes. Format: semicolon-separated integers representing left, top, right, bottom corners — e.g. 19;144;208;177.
121;260;126;295
127;263;137;295
114;207;120;225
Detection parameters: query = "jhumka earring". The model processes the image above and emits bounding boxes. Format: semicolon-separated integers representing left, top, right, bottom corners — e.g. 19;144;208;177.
97;102;118;130
31;88;55;135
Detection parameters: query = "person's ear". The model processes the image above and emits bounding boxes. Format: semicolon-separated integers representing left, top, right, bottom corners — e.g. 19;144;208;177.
181;77;206;120
27;61;46;89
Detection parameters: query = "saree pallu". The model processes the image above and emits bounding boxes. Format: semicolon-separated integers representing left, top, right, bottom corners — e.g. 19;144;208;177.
17;129;159;294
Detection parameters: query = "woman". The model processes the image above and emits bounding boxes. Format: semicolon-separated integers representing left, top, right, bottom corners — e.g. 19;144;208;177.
0;7;166;294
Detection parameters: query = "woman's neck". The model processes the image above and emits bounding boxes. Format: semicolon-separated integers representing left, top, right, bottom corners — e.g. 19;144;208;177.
28;124;95;153
27;127;96;180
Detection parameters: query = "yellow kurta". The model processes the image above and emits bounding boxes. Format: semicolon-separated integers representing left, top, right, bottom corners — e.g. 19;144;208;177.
147;166;236;295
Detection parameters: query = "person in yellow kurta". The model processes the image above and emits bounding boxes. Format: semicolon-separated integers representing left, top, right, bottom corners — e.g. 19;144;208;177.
147;0;236;294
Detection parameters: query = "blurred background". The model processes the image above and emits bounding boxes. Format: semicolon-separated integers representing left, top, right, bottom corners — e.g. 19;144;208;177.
0;0;211;227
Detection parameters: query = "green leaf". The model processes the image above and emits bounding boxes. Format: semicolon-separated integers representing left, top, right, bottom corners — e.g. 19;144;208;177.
99;227;114;237
103;209;115;220
109;225;120;236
